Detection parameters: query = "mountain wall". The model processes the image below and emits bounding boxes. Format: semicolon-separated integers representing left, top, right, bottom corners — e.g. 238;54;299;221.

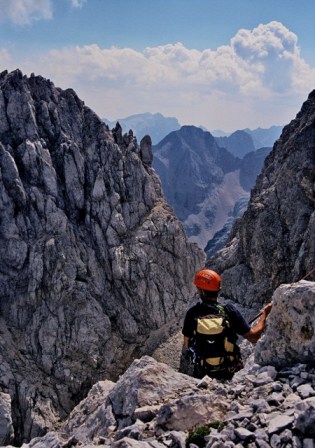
153;126;271;249
0;70;204;444
215;130;256;158
239;146;272;191
152;126;244;248
153;126;233;219
208;90;315;312
204;146;272;256
204;194;250;258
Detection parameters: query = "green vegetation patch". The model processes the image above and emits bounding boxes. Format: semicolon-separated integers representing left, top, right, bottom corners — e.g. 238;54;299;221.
186;421;225;448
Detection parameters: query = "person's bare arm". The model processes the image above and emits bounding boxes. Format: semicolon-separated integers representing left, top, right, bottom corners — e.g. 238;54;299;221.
243;302;273;344
183;336;190;348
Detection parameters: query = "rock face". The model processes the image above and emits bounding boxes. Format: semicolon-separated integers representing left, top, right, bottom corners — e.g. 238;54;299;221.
215;130;256;158
239;146;272;191
204;194;250;258
0;69;204;444
208;90;315;311
256;281;315;368
153;126;243;248
153;126;272;250
18;353;315;448
0;392;13;446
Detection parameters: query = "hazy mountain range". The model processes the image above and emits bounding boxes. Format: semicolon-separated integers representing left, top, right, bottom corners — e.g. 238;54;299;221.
104;114;281;252
152;126;272;250
212;125;283;149
104;112;181;145
104;112;283;147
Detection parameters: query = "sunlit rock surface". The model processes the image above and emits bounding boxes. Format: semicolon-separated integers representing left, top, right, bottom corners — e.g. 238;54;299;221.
256;281;315;368
0;69;204;444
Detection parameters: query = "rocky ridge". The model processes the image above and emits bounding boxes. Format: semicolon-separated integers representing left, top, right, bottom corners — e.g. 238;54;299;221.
2;280;314;448
19;357;315;448
209;90;315;312
0;69;204;444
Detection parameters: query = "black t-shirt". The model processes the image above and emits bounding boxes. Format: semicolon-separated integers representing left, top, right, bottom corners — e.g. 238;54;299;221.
182;301;251;339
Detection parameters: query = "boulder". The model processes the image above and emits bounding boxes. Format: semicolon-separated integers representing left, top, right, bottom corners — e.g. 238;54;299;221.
17;355;315;448
255;281;315;368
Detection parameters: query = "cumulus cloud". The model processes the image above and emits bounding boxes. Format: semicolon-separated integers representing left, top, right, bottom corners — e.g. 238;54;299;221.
33;22;312;94
5;20;315;129
0;0;52;25
231;21;304;93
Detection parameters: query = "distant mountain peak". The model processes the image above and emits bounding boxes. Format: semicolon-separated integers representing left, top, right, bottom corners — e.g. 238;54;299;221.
214;130;255;158
241;125;283;148
103;112;181;144
152;126;268;249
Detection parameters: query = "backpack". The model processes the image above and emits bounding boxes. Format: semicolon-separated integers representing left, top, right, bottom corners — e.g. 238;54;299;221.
193;303;241;372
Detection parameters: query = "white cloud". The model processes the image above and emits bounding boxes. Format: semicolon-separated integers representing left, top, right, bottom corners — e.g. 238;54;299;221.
0;0;52;25
0;0;86;25
230;21;305;94
71;0;87;8
4;21;315;130
33;22;312;96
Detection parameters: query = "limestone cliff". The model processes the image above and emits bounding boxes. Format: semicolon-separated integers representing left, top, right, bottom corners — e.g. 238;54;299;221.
0;69;204;444
208;90;315;312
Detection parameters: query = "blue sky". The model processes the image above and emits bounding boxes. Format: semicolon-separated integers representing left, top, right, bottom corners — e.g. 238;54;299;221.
0;0;314;131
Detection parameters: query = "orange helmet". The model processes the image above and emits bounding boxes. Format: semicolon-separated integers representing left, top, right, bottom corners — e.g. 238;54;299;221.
193;269;221;291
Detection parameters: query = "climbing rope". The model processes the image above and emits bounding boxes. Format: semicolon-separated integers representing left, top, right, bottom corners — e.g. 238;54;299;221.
301;266;315;280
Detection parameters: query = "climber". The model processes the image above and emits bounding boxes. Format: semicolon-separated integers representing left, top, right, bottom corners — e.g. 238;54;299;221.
181;269;272;380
